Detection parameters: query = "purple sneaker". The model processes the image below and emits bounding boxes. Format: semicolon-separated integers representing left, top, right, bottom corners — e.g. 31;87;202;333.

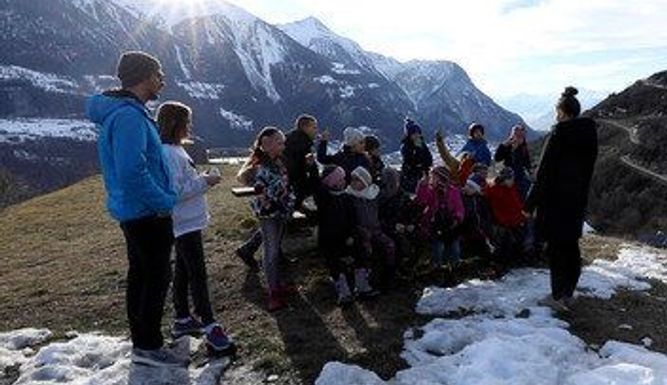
171;316;204;339
204;323;237;357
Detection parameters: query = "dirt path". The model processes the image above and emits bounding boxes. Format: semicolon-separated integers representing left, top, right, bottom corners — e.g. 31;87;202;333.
620;155;667;185
599;118;640;144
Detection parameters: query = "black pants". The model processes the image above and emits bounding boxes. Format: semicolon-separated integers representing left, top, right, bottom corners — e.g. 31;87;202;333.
120;215;174;350
546;238;581;300
173;230;215;325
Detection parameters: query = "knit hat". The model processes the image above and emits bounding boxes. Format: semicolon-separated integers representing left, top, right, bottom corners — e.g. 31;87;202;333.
351;166;373;188
117;51;161;88
468;122;485;138
321;165;346;190
404;118;422;137
364;135;381;151
509;124;526;143
497;167;515;182
343;127;364;147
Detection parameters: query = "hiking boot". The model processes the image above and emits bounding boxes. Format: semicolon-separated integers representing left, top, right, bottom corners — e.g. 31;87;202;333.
354;268;379;300
334;274;353;306
267;290;286;312
131;347;190;367
171;316;204;339
204;323;237;357
235;248;259;270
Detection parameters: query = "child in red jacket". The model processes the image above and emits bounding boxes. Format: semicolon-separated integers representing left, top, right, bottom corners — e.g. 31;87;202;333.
484;168;527;268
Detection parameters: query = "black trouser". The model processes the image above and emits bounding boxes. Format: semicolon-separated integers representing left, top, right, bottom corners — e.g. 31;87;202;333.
173;230;215;325
120;215;174;350
546;238;581;300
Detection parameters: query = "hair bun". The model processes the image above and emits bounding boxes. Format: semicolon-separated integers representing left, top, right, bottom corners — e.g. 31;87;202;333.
562;86;578;98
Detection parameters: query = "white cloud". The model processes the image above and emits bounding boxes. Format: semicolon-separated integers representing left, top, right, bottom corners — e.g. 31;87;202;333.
218;0;667;98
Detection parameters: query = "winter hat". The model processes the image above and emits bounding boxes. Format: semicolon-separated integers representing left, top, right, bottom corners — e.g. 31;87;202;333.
343;127;364;147
351;166;373;188
364;135;381;151
509;124;526;143
117;51;162;89
404;118;422;137
431;166;451;188
321;165;346;190
468;122;485;138
497;167;515;182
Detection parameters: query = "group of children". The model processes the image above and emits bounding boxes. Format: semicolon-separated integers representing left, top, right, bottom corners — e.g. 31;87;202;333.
234;114;536;308
156;99;536;316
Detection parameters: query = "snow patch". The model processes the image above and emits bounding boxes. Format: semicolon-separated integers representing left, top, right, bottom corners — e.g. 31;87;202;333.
339;85;355;99
316;245;667;385
83;75;117;93
332;62;361;75
219;108;253;131
0;65;79;94
175;45;192;79
314;75;337;85
0;119;98;143
178;81;226;99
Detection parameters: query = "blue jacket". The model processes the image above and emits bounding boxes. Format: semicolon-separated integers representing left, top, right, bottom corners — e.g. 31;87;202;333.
459;138;492;166
86;91;176;222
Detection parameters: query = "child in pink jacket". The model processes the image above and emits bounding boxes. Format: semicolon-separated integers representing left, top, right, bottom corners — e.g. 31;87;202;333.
415;166;464;268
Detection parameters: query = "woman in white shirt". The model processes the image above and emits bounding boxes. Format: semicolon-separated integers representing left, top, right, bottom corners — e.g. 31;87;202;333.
157;101;236;357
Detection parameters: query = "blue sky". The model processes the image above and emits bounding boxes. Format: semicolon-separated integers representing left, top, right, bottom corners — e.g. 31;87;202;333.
212;0;667;100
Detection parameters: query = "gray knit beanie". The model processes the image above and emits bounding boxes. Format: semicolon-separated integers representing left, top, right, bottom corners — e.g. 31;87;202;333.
117;51;161;88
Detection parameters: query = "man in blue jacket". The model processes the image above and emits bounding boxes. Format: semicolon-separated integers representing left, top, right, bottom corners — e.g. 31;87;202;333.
86;51;183;367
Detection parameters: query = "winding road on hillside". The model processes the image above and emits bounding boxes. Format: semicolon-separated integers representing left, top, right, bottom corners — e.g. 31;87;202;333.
599;118;667;185
599;119;641;145
620;155;667;185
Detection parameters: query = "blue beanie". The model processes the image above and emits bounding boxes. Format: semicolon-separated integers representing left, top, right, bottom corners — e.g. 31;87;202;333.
404;118;422;136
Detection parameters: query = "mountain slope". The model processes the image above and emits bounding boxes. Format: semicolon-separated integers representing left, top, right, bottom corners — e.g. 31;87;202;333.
0;0;531;206
280;17;530;140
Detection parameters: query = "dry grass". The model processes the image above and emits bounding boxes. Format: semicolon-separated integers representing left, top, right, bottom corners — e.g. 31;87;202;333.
0;165;421;384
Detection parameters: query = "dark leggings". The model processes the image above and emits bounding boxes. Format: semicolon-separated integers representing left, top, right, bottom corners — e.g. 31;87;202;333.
546;238;581;300
173;230;215;325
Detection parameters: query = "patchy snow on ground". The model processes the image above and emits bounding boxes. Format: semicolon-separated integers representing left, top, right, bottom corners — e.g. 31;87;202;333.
1;331;232;385
316;245;667;385
0;119;98;143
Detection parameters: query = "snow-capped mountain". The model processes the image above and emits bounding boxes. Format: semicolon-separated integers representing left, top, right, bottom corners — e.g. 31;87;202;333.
0;0;530;205
279;17;529;140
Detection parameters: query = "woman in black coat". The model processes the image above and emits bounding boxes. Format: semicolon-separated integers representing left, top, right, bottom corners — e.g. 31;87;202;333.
525;87;598;309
